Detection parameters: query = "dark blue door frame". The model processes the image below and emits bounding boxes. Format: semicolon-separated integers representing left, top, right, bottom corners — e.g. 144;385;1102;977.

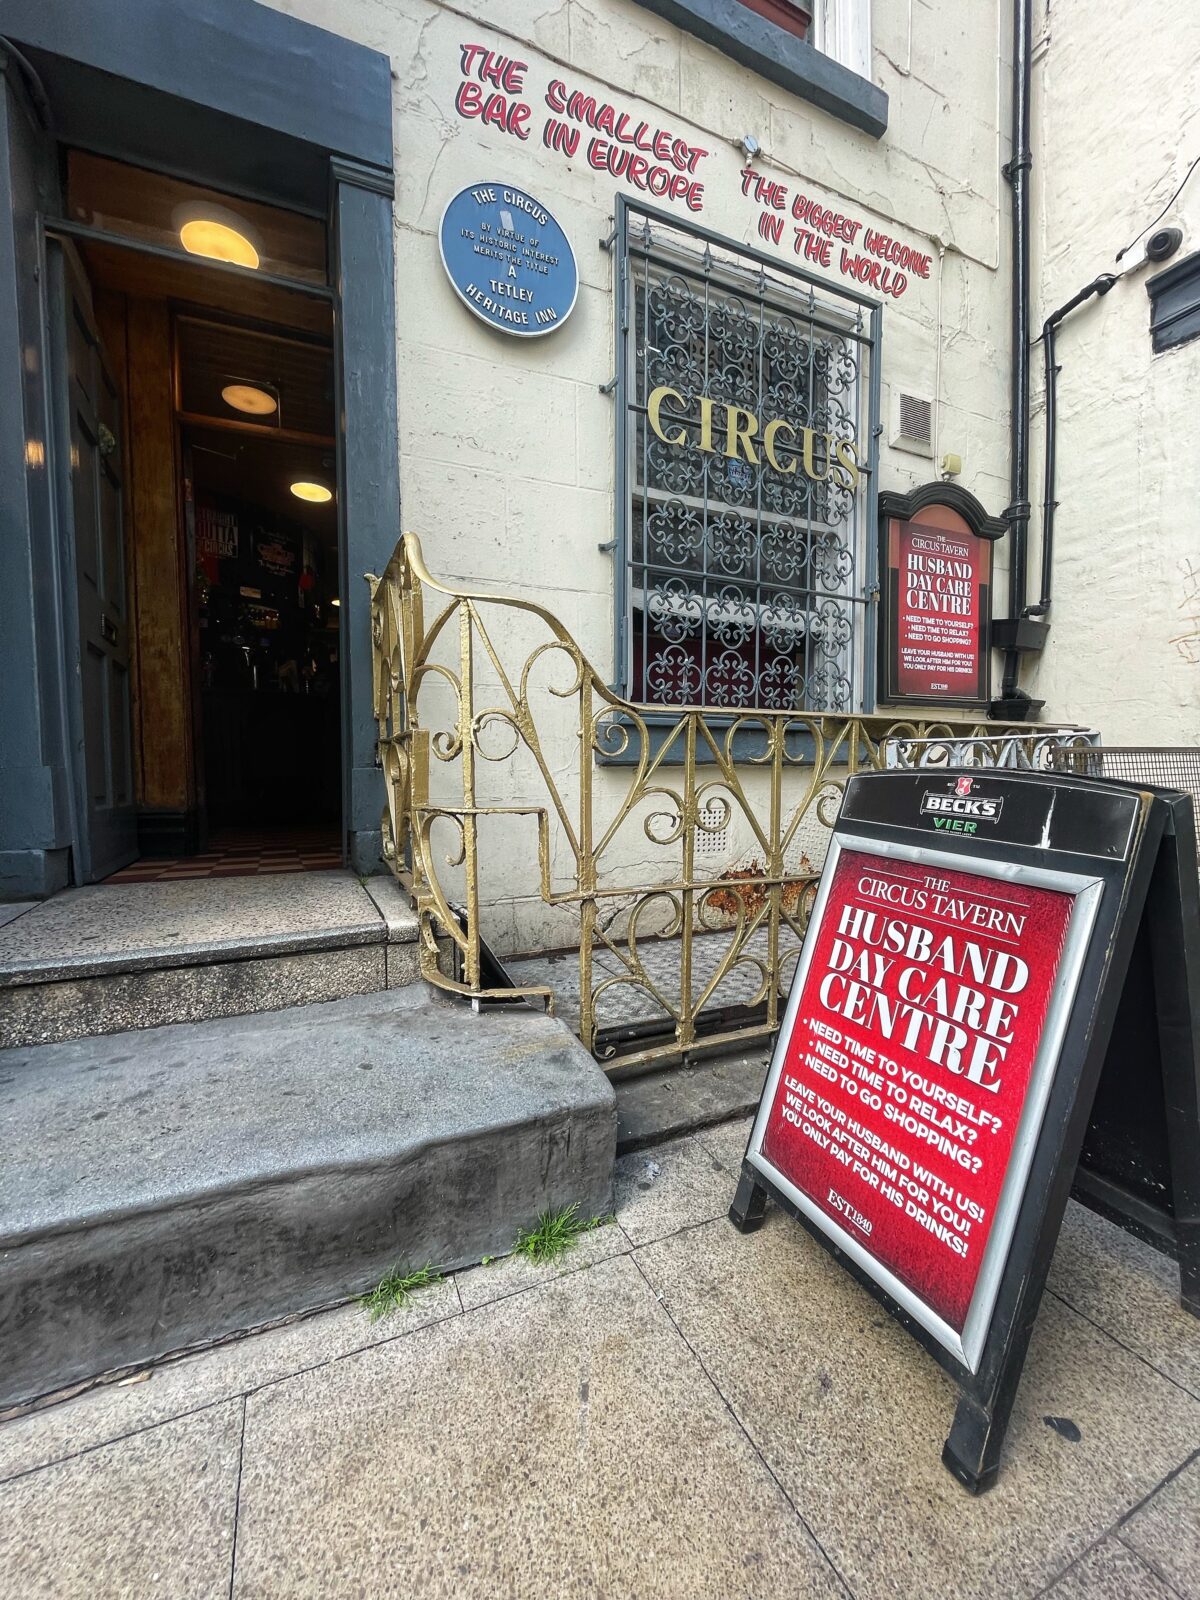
0;0;397;893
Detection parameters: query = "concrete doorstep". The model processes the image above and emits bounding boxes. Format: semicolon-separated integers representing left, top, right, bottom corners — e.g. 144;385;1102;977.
0;871;426;1048
0;985;615;1409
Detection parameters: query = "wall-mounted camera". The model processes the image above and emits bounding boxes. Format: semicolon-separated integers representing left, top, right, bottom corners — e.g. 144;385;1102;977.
1145;225;1184;263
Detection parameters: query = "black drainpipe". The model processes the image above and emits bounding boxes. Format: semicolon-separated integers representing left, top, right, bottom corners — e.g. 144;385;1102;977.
1024;275;1118;618
989;0;1041;720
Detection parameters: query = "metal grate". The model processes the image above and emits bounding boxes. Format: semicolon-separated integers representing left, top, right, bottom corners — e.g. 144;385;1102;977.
1049;746;1200;858
898;392;933;447
615;200;879;714
695;798;729;855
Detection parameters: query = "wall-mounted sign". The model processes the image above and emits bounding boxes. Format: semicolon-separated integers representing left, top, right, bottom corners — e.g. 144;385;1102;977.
196;501;239;572
439;182;578;338
730;768;1200;1493
257;533;297;579
877;484;1005;710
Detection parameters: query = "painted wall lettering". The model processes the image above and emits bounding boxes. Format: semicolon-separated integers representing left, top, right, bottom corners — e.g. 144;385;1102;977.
741;165;931;299
454;42;711;210
456;44;532;140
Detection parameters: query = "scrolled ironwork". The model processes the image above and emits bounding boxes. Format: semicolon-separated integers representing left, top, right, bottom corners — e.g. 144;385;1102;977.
369;535;1096;1074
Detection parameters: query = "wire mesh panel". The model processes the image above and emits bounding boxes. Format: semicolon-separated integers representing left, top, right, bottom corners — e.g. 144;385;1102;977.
617;202;879;714
1050;746;1200;861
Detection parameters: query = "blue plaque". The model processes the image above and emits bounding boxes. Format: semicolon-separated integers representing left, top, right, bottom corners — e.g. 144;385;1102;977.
439;182;578;338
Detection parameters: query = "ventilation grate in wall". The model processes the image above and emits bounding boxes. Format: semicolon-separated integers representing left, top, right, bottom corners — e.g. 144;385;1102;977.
892;391;934;456
696;799;729;855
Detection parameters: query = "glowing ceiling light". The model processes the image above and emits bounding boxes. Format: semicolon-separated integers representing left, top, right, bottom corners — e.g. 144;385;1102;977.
178;214;260;269
290;480;332;503
330;597;341;607
221;383;277;416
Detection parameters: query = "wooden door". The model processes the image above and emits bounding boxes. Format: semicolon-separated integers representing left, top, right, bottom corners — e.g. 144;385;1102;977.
52;249;137;881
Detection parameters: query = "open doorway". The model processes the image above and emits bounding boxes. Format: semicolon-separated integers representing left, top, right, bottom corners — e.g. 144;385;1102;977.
52;153;342;880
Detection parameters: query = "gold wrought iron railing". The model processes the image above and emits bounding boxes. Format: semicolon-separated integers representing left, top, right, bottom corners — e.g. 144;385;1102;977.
368;536;1097;1074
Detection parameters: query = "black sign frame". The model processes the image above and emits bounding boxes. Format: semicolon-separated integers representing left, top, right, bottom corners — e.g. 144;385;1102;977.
1071;789;1200;1314
876;482;1005;713
730;768;1198;1493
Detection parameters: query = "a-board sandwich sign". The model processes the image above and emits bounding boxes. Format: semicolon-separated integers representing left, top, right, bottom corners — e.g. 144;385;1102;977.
730;767;1200;1492
1072;783;1200;1313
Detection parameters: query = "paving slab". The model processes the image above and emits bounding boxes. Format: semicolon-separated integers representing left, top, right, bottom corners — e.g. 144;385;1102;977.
613;1133;737;1246
1120;1455;1200;1598
1049;1199;1200;1397
1046;1538;1180;1600
615;1050;768;1151
0;902;33;931
454;1219;630;1312
0;1402;241;1599
634;1212;1200;1600
0;986;615;1407
232;1253;848;1600
695;1112;755;1175
0;870;384;983
0;1277;460;1484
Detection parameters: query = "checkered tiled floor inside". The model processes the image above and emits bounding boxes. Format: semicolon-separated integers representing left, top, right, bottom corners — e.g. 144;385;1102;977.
104;829;342;882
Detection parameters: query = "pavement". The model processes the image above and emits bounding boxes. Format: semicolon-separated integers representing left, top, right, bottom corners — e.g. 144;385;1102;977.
1;1113;1197;1599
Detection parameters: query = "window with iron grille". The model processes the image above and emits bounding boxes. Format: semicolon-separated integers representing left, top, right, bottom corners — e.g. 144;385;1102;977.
614;199;880;715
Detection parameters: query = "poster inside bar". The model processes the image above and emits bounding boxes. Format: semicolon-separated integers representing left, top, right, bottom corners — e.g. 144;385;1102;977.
752;844;1087;1365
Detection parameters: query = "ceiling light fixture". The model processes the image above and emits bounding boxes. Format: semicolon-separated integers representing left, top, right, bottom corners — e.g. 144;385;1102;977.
331;597;341;607
290;480;332;503
174;203;261;269
221;383;277;416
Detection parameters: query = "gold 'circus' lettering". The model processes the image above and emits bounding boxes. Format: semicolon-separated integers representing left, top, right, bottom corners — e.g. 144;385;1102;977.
646;384;861;490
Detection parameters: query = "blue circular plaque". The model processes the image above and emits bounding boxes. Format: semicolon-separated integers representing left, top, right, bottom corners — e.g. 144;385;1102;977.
439;182;578;338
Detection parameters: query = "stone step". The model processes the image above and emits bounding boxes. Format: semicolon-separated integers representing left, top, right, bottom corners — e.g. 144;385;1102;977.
0;871;424;1048
0;984;616;1409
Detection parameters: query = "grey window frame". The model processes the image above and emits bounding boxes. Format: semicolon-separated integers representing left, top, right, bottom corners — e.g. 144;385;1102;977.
608;195;883;740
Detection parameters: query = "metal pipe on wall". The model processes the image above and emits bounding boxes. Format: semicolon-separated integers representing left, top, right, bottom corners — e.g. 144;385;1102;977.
994;0;1034;712
1027;274;1117;619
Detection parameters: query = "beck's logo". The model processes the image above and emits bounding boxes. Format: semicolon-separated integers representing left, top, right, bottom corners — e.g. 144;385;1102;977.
919;777;1003;832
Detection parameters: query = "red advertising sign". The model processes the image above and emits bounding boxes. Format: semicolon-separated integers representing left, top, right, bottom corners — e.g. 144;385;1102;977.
877;490;1002;710
759;848;1075;1334
890;520;986;700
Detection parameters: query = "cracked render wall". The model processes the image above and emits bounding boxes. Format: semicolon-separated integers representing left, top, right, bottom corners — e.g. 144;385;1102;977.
1026;0;1200;741
261;0;1016;953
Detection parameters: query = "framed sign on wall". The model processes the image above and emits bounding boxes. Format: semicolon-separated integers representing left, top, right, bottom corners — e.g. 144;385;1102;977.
877;483;1005;711
439;181;578;338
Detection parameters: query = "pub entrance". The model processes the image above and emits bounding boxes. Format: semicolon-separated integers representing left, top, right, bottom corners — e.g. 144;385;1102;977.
51;154;341;880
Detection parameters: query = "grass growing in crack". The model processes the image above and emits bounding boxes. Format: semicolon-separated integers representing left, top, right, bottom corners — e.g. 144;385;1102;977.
513;1203;613;1266
361;1263;440;1321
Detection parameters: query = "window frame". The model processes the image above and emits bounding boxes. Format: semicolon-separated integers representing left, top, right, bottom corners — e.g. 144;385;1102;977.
810;0;873;83
609;195;884;736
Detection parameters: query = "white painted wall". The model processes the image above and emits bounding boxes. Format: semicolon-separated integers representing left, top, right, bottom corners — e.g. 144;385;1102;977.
1028;0;1200;741
261;0;1019;950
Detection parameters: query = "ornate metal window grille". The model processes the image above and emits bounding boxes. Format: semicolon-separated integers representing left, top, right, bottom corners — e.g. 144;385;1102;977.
614;199;881;714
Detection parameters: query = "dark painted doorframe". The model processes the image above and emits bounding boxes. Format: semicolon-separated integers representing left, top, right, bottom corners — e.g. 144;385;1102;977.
331;158;399;875
0;0;397;891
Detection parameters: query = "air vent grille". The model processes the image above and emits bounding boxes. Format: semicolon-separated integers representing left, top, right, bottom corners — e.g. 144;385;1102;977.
891;390;935;457
696;799;729;855
899;392;932;443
